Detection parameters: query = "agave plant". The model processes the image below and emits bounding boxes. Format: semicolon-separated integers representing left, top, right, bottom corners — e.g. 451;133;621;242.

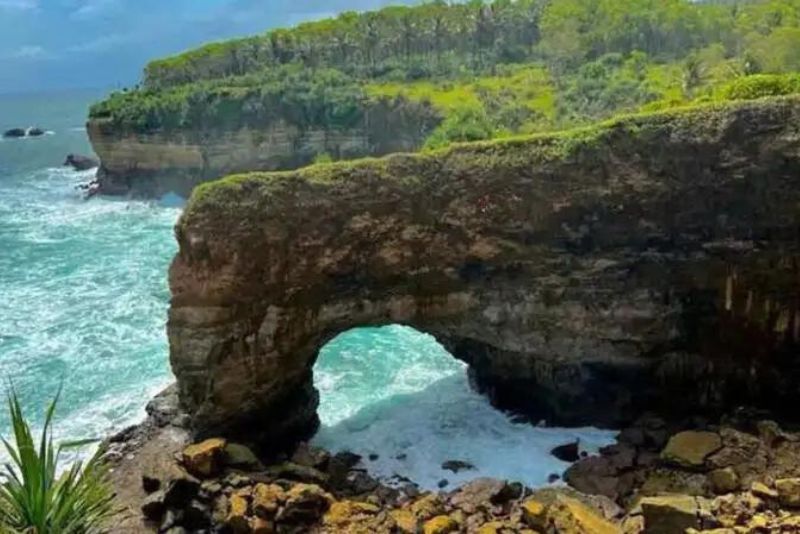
0;388;115;533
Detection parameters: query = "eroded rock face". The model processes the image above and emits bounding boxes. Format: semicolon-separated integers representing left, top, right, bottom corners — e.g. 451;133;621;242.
168;97;800;445
87;99;440;197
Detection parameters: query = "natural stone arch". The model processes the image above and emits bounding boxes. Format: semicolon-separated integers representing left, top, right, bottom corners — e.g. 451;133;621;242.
168;98;800;447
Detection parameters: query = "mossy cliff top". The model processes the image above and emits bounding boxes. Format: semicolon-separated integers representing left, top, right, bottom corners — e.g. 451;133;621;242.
181;95;800;232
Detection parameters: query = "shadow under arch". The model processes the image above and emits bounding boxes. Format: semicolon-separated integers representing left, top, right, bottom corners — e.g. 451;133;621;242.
310;325;616;490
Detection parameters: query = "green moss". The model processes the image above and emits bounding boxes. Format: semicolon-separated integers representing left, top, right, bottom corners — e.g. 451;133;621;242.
183;95;796;227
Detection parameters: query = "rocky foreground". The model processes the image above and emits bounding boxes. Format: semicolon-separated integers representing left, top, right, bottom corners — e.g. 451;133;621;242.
102;390;800;533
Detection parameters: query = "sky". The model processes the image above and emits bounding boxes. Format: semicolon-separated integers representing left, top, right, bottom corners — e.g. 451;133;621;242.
0;0;415;94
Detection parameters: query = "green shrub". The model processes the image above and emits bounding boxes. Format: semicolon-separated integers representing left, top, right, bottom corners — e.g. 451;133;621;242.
0;389;114;533
719;74;800;101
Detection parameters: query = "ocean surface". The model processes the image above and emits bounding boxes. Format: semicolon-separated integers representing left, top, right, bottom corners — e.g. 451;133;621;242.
0;90;615;489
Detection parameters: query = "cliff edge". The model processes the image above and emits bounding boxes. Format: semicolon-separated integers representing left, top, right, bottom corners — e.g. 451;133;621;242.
169;96;800;446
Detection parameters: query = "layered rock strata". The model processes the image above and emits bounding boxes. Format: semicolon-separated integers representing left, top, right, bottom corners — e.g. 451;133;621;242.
168;96;800;446
87;99;440;197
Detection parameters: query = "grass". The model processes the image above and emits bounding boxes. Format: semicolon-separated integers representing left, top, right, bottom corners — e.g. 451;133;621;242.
0;388;114;533
183;93;800;225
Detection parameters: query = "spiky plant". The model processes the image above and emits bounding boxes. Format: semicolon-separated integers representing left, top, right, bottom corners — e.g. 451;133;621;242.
0;389;115;533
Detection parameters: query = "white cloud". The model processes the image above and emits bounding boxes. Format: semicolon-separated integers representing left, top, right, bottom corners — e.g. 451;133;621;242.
67;33;131;53
69;0;121;20
8;45;48;59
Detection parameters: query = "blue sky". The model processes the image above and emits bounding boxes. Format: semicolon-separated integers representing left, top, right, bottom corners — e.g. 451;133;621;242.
0;0;414;93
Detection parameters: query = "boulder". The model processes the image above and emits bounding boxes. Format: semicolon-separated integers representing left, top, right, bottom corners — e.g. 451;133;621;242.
322;500;383;531
27;127;45;137
524;495;621;534
708;468;739;495
253;483;285;518
449;478;520;514
292;442;331;470
163;476;201;509
64;153;99;171
182;438;227;478
551;440;581;463
224;442;262;469
265;461;328;485
640;494;700;534
275;483;333;524
226;493;250;534
750;481;778;500
775;478;800;508
141;489;166;521
661;431;722;469
3;128;26;138
411;494;446;520
423;515;459;534
442;459;476;473
390;509;418;533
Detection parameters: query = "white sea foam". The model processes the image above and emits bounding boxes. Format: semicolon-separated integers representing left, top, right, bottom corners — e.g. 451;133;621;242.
312;326;617;490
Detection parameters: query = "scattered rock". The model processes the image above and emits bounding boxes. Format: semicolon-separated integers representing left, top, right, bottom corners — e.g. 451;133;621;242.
750;481;778;500
369;453;379;461
442;460;476;473
438;479;449;489
27;127;45;137
291;442;331;470
3;128;26;138
253;483;285;518
390;509;418;533
251;516;274;534
411;494;445;520
224;442;262;469
182;438;227;478
548;473;561;484
521;498;547;529
661;431;722;469
265;461;329;485
322;500;381;530
551;440;581;462
140;489;166;521
709;468;739;495
226;493;250;533
276;483;333;524
775;478;800;508
546;495;622;534
64;153;99;171
142;474;160;494
423;514;459;534
640;494;700;534
163;476;200;509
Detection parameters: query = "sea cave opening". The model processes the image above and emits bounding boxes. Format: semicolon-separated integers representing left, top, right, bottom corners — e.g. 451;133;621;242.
309;324;617;491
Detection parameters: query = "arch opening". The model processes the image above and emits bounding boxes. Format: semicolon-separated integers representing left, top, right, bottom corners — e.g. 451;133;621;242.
309;324;616;490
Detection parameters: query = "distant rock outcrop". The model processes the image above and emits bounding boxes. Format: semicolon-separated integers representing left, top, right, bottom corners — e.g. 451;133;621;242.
64;153;99;171
168;96;800;448
3;128;26;138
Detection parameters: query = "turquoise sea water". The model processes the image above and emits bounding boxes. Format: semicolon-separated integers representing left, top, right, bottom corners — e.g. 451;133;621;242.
0;91;614;490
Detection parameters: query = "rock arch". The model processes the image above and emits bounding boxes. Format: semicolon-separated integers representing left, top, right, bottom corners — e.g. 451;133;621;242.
168;98;800;447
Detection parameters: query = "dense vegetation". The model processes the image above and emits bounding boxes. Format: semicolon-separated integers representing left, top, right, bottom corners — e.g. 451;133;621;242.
91;0;800;149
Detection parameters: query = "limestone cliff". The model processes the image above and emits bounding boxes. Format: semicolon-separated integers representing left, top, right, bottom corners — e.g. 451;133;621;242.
168;97;800;447
87;99;440;197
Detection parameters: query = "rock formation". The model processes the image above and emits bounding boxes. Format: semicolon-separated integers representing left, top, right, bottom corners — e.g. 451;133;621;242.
168;96;800;447
87;99;440;197
64;153;99;171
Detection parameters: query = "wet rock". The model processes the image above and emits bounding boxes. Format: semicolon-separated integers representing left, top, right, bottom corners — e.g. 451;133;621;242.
369;453;379;461
253;483;285;518
291;443;331;470
661;431;722;469
438;479;449;489
64;154;99;171
3;128;26;138
548;473;561;484
423;515;458;534
775;478;800;508
27;127;45;137
224;442;262;469
141;489;166;521
640;494;700;534
182;438;227;478
442;460;476;473
347;470;379;494
551;440;581;462
275;483;333;524
709;468;739;495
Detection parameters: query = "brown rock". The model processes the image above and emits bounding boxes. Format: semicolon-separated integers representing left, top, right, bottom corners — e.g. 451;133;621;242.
322;500;381;530
411;494;445;520
390;509;418;533
661;432;722;469
551;441;581;463
226;493;250;534
775;478;800;508
276;483;333;524
640;494;700;534
423;515;458;534
251;516;274;534
709;468;740;495
521;499;547;530
292;442;331;470
449;478;517;514
182;438;227;478
545;495;621;534
750;481;778;500
265;462;329;485
253;483;285;518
